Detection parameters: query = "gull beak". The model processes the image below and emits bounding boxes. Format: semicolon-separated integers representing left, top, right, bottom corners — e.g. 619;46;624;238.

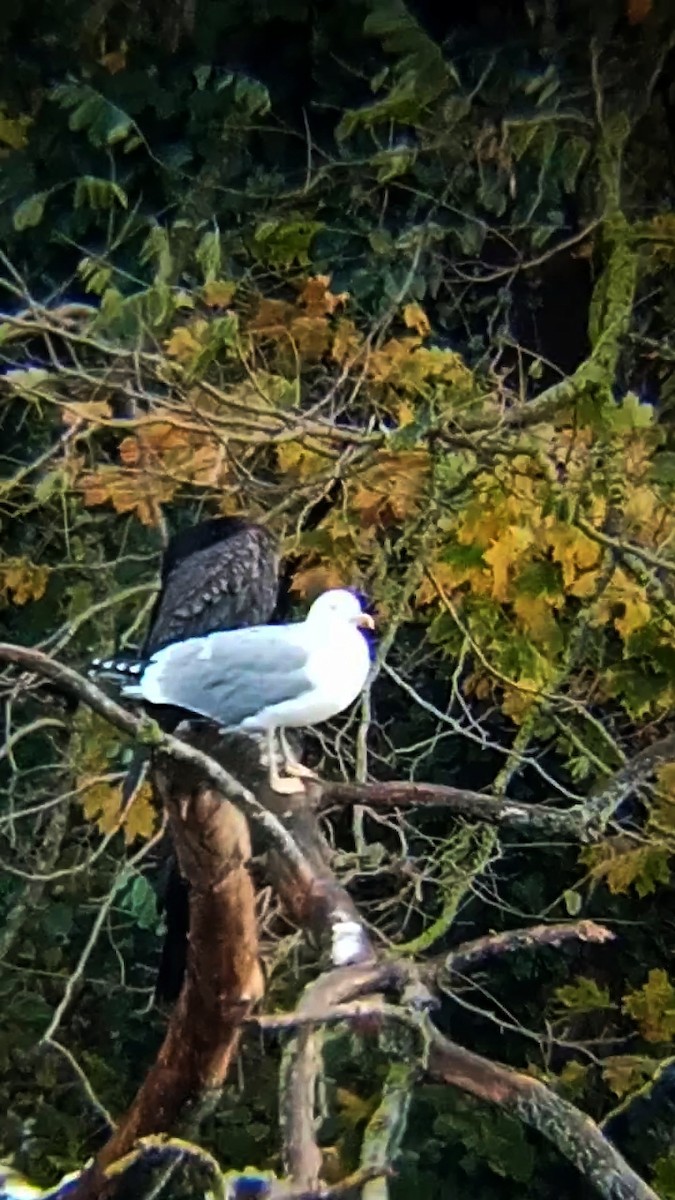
357;613;375;630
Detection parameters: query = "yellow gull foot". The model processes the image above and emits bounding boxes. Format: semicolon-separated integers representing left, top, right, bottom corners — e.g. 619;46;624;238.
269;773;306;795
282;760;319;780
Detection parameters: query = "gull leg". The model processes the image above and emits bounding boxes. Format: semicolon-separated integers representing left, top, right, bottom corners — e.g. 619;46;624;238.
279;728;319;780
267;727;304;795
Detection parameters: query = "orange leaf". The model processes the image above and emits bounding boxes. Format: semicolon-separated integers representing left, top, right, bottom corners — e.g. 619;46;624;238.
0;558;50;605
289;315;331;361
351;450;430;526
290;564;346;599
79;467;176;526
626;0;652;24
297;275;349;317
248;297;295;335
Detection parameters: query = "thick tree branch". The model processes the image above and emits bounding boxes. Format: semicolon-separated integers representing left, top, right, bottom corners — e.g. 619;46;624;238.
425;1023;660;1200
73;788;262;1200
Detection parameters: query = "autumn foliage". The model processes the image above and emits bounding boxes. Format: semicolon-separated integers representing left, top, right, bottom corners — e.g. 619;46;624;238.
2;1;675;1197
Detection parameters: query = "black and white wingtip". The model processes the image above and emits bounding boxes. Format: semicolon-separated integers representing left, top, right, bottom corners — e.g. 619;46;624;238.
88;656;146;697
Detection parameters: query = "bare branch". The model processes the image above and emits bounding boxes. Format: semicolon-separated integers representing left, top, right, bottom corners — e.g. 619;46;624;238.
0;642;319;877
324;729;675;840
280;962;413;1190
430;920;615;982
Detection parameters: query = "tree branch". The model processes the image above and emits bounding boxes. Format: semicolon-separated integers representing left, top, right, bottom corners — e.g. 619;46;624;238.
430;920;615;983
0;643;319;877
279;962;413;1190
425;1023;660;1200
324;729;675;841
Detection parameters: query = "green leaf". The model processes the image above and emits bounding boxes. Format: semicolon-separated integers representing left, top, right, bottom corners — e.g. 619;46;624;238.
196;229;222;283
372;145;417;182
516;560;560;596
13;191;48;230
607;392;654;432
74;176;128;211
50;83;136;149
563;888;582;916
4;366;51;394
119;875;159;931
554;976;612;1013
252;217;323;267
194;64;212;90
35;470;67;503
558;136;589;193
42;902;74;940
650;451;675;486
233;75;271;115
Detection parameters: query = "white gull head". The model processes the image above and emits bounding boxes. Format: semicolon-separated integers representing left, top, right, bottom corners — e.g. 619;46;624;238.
304;588;374;631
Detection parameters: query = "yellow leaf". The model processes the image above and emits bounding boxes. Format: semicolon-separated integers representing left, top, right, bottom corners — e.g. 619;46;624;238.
557;1059;589;1099
512;593;559;645
202;280;237;308
615;594;651;639
415;560;490;606
501;678;540;723
122;780;159;843
623;969;675;1043
396;398;416;427
335;1087;374;1126
0;108;32;150
0;558;50;605
164;322;207;360
648;762;675;834
402;302;431;337
80;777;157;844
568;569;602;599
581;840;670;898
277;440;328;479
484;526;535;602
61;400;112;428
546;524;600;588
602;1056;655;1099
623;485;657;533
592;569;651;640
331;318;362;364
79;778;119;834
657;763;675;794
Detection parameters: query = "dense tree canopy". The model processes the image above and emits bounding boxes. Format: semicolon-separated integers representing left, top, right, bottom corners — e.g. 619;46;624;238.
2;1;675;1198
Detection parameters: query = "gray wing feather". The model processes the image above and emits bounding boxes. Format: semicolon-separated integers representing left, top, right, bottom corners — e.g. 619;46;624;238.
143;626;311;726
144;525;279;655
